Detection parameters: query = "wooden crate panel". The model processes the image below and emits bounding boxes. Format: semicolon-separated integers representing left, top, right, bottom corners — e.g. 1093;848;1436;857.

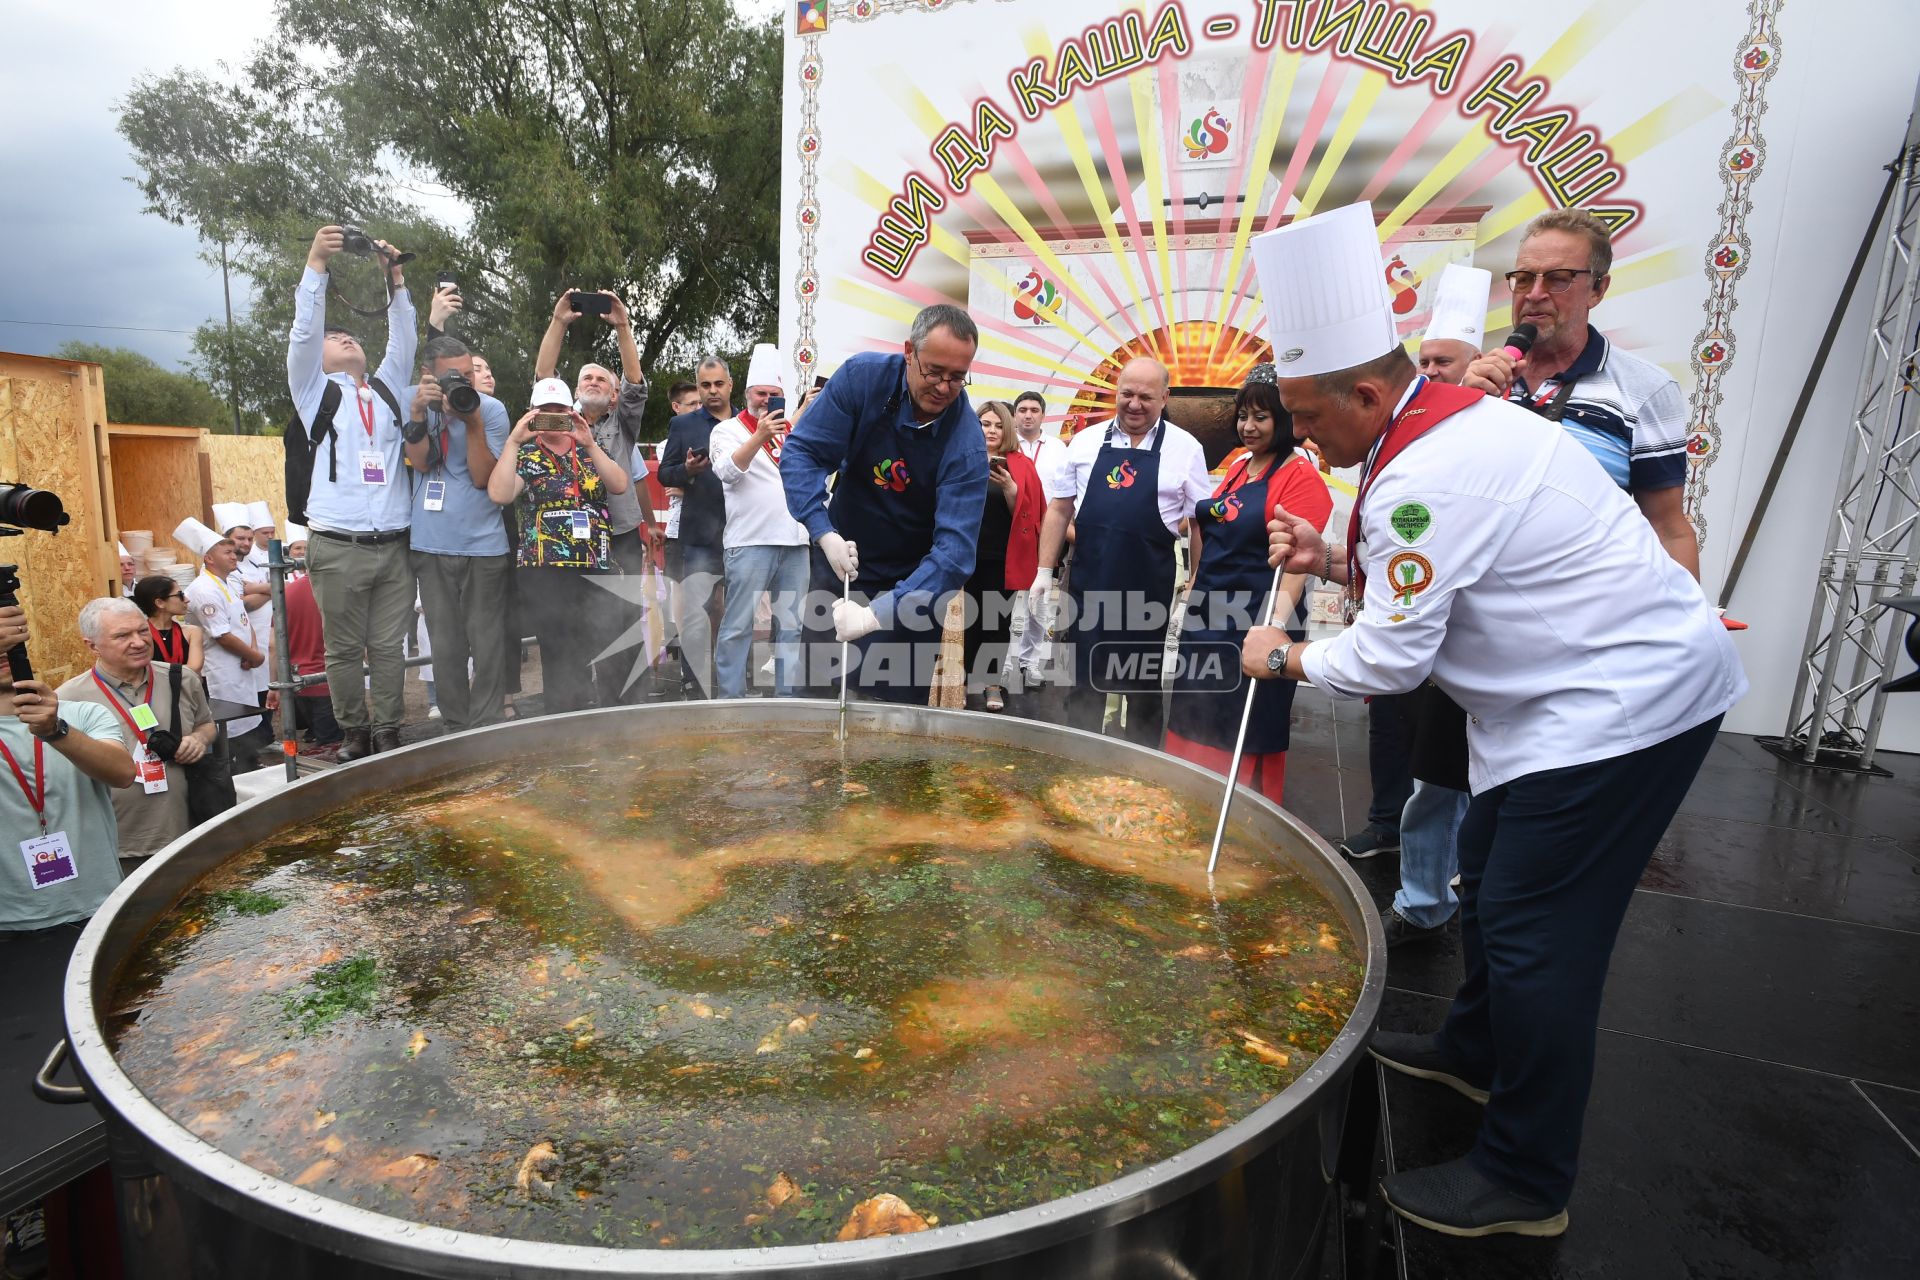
205;435;287;532
0;354;114;686
109;430;208;565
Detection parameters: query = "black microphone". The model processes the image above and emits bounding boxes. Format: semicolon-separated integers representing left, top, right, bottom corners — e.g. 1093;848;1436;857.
1500;322;1538;362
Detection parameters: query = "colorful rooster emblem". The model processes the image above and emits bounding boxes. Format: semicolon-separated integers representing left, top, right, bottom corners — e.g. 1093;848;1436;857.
1184;108;1232;160
1207;492;1242;523
1013;268;1060;323
872;458;911;492
1105;460;1138;490
1386;254;1419;316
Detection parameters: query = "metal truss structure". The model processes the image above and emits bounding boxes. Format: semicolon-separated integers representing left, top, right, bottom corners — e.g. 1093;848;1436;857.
1773;78;1920;772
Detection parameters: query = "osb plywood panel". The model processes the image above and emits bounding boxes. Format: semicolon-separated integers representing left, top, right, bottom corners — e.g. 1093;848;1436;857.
0;353;115;686
205;435;287;531
109;431;207;560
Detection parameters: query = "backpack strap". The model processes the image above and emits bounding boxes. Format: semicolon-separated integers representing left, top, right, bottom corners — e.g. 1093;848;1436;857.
315;380;344;484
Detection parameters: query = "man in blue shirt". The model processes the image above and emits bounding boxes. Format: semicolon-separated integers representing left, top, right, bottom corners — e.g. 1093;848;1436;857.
781;304;988;705
287;223;418;760
400;335;513;732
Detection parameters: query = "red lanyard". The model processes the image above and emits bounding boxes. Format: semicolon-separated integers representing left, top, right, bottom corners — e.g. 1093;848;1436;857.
0;735;47;832
90;669;153;746
355;382;377;439
150;623;184;664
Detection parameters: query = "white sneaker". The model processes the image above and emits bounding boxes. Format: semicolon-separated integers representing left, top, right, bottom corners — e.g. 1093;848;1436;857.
427;706;442;721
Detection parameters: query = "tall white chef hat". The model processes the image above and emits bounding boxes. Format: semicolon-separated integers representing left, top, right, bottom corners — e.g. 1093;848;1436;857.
1252;202;1399;378
173;517;229;560
247;500;276;530
1422;263;1493;349
117;541;130;558
745;343;785;394
284;521;310;544
211;502;251;535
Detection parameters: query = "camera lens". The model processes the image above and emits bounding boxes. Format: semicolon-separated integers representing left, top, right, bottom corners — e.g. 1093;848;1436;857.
0;484;70;533
447;384;481;415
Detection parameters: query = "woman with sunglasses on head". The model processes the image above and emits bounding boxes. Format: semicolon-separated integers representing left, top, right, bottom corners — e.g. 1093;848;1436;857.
133;575;205;675
1164;365;1331;802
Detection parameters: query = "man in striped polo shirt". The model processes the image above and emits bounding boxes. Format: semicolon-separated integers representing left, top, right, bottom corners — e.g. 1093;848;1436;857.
1465;209;1699;578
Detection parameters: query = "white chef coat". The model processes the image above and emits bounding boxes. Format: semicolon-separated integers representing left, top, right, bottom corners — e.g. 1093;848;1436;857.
1042;417;1214;535
709;414;809;549
1299;388;1746;793
239;549;275;695
185;568;261;736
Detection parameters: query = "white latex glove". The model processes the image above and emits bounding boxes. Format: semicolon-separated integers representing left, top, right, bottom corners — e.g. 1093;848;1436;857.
1027;568;1057;639
832;598;881;643
820;532;859;581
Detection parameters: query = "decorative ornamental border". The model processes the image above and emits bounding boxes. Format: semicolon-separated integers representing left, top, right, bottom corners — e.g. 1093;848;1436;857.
1681;0;1785;540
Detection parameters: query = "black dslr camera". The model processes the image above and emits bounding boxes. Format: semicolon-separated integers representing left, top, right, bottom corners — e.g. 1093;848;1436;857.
337;225;415;267
0;481;71;683
437;370;481;415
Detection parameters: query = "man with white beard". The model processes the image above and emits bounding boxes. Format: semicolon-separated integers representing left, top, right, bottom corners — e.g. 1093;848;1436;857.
534;289;660;703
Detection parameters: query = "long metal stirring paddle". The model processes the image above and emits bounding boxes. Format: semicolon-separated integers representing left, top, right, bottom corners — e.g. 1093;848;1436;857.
838;571;851;743
1206;563;1286;876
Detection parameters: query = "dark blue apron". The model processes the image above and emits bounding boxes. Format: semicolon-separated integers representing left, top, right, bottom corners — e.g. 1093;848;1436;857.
1068;422;1177;694
816;374;957;703
1168;456;1305;754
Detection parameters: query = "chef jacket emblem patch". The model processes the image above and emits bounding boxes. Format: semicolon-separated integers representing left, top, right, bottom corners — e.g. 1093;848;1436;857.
1385;552;1434;608
1388;501;1433;547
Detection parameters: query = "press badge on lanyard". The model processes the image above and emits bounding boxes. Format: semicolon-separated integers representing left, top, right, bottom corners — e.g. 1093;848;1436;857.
93;670;167;794
424;479;447;511
568;510;592;540
356;384;387;485
3;736;79;889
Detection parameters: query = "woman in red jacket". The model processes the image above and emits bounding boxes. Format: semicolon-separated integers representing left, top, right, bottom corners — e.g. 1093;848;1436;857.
964;400;1043;712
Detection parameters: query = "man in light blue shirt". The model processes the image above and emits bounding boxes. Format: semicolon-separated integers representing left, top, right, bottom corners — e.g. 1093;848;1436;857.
286;223;418;759
400;336;513;732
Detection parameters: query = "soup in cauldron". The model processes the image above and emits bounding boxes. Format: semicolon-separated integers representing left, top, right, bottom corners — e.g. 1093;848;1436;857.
107;730;1361;1249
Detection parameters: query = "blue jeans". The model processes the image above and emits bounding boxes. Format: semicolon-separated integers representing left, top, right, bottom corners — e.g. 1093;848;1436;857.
1393;780;1468;927
715;544;810;698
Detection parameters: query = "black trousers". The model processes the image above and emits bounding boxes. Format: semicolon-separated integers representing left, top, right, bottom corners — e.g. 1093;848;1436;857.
516;567;602;717
960;559;1013;698
1438;715;1721;1207
1365;691;1415;832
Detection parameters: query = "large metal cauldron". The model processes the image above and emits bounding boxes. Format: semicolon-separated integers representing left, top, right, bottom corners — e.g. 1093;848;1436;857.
60;702;1384;1279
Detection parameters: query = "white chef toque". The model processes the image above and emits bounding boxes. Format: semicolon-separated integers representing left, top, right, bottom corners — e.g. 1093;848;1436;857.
1422;263;1493;349
173;517;228;561
211;502;251;535
1251;202;1399;378
745;343;785;395
247;500;276;531
284;521;310;544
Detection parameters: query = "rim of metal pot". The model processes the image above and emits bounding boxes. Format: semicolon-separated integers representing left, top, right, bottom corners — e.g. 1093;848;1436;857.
64;701;1386;1279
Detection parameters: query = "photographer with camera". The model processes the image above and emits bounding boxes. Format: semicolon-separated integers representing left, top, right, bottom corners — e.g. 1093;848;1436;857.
288;223;418;761
1;604;136;932
487;381;631;716
399;335;514;732
534;289;659;703
56;599;214;862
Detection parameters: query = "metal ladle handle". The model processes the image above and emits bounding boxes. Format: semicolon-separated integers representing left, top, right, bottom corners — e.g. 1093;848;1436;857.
33;1038;88;1104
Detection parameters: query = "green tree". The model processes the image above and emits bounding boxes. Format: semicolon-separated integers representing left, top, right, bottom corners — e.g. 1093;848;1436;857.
117;0;780;438
53;341;260;431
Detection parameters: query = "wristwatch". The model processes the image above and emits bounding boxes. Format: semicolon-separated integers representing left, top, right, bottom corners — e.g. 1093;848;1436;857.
1266;642;1294;675
37;717;70;743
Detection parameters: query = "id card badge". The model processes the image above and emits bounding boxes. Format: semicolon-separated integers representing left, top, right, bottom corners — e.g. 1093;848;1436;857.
361;452;389;486
423;479;447;512
20;831;78;890
131;703;159;733
569;510;592;540
135;745;169;795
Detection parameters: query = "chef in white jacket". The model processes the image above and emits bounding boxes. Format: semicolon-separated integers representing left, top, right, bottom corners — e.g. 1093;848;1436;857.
176;517;263;741
1237;204;1746;1240
238;500;280;699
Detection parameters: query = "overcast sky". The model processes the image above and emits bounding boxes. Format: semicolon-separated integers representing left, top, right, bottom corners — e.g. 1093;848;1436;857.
0;0;784;374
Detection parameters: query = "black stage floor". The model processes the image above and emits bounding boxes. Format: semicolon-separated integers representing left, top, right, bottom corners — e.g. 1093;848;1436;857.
1285;688;1920;1280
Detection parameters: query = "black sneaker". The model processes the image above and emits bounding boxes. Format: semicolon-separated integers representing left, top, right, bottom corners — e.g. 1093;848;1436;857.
1336;826;1400;859
1381;1157;1568;1238
1383;908;1450;949
4;1207;48;1280
1368;1029;1490;1103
